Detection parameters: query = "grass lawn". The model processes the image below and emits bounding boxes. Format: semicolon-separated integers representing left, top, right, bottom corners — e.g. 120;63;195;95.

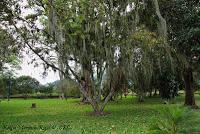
0;96;200;134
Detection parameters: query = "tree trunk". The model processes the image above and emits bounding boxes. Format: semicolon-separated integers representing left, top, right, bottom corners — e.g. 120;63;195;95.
138;92;145;102
82;68;92;102
183;67;195;106
100;89;115;112
149;91;152;98
153;89;157;96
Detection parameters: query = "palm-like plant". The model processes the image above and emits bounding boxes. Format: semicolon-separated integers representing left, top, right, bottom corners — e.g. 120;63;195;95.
150;106;194;134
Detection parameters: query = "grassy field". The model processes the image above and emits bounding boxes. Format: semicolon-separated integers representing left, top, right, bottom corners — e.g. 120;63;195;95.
0;96;200;134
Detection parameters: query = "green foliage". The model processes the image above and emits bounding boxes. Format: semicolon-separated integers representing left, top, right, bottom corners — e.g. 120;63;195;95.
0;74;51;98
0;76;7;97
150;106;198;134
15;76;40;95
0;28;20;71
0;72;16;97
39;83;54;94
161;0;200;66
1;0;199;115
128;27;172;101
57;79;80;98
159;0;200;105
156;72;179;99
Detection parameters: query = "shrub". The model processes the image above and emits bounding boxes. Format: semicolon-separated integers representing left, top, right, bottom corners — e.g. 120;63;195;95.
150;106;198;134
57;79;80;98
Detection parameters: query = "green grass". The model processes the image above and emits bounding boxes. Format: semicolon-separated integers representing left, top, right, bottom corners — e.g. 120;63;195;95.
0;96;200;134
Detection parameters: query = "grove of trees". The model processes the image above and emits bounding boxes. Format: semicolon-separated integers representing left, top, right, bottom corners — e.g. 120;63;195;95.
0;0;199;115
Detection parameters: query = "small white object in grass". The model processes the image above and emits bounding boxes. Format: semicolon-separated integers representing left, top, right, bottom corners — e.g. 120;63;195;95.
163;100;169;104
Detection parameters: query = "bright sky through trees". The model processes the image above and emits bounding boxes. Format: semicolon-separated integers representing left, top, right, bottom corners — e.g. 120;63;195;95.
16;54;59;84
12;0;59;84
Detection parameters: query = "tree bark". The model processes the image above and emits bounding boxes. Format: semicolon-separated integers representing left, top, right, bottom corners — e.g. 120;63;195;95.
183;66;195;106
58;61;66;100
100;89;115;112
152;0;167;39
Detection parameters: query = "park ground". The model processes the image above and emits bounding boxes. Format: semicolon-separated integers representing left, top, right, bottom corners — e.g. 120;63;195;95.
0;96;200;134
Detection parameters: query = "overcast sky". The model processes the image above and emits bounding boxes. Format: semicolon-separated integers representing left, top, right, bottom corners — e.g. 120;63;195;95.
12;1;59;85
15;54;59;85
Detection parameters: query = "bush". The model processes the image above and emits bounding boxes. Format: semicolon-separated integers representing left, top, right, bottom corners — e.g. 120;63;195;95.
150;106;199;134
57;79;80;98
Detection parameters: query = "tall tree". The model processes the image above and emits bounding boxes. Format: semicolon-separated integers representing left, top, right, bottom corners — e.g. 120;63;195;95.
160;0;200;106
1;0;136;114
16;76;40;96
1;0;186;113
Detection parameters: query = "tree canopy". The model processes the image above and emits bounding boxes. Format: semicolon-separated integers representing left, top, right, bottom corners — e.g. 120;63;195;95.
0;0;199;114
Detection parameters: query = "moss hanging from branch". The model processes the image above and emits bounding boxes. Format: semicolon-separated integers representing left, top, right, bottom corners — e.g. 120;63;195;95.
152;0;167;39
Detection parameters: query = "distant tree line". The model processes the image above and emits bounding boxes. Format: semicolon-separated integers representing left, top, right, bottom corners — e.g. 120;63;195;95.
0;73;81;99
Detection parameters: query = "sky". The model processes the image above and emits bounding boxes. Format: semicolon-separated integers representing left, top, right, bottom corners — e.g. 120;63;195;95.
12;0;59;85
15;54;59;85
